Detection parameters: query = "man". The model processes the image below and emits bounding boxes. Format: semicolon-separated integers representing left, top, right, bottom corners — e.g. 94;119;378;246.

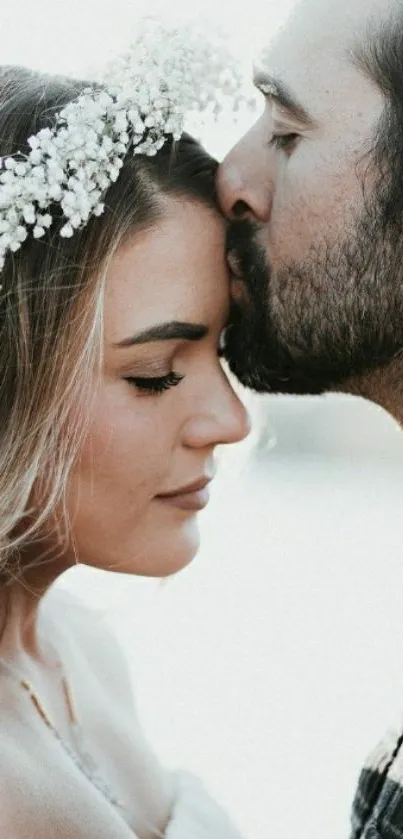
217;0;403;834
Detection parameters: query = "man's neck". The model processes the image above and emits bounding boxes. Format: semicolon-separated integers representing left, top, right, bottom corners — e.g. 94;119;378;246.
339;356;403;425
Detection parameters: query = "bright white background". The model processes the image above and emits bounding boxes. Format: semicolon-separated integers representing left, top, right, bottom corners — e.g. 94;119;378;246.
3;2;403;838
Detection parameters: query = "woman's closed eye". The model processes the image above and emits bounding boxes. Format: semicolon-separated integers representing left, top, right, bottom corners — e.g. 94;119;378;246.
124;332;228;395
125;371;184;396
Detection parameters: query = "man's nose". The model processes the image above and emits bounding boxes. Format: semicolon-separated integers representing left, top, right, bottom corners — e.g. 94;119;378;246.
216;120;273;223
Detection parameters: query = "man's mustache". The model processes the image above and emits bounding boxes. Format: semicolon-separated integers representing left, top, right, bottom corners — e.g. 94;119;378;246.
226;217;258;254
225;219;260;281
226;217;271;301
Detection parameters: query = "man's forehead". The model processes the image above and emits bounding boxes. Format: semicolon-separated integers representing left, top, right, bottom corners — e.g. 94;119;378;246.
265;0;396;61
253;0;390;125
255;0;398;115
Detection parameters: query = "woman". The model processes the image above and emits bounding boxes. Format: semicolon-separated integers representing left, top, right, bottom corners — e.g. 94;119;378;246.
0;23;250;839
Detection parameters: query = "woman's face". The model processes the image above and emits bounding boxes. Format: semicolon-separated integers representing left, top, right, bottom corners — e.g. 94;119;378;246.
65;197;250;577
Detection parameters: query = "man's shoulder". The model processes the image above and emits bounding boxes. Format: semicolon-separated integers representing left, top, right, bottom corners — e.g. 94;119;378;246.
350;720;403;838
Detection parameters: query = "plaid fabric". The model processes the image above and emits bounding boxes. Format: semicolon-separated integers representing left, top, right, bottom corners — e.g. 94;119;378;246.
350;719;403;837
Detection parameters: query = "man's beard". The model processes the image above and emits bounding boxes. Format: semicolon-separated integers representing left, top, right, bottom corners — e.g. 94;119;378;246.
223;198;403;395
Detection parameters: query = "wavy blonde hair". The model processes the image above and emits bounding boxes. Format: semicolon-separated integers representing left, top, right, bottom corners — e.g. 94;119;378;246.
0;65;218;583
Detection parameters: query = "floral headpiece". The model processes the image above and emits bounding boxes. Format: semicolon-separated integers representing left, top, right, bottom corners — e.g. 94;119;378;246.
0;19;246;274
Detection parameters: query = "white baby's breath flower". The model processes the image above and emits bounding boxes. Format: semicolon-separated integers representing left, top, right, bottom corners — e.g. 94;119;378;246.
15;163;28;177
28;149;43;166
27;136;40;150
48;183;63;201
22;205;36;225
16;226;28;242
0;17;247;275
37;214;52;228
60;223;74;238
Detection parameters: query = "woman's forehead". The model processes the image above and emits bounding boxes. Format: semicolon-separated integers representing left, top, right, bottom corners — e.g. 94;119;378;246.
103;199;228;345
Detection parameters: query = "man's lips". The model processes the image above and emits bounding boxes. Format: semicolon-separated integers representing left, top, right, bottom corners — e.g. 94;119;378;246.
231;277;250;306
227;249;244;279
226;251;250;306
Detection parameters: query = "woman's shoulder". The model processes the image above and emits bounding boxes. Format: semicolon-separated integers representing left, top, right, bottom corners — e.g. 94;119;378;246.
0;711;137;839
41;584;176;833
41;584;135;712
42;583;105;627
42;583;124;660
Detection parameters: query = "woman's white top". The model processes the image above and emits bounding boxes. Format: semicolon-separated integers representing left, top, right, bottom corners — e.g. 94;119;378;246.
165;771;244;839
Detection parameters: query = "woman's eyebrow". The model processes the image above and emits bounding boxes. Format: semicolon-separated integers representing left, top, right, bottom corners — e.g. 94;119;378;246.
113;321;208;348
253;68;317;128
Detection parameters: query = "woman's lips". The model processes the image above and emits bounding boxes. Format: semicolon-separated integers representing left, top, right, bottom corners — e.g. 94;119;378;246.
156;486;211;511
156;478;212;511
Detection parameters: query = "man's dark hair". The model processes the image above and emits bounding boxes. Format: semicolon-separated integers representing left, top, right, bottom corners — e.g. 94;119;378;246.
352;11;403;234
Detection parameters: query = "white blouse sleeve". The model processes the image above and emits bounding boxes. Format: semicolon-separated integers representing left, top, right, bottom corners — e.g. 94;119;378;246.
164;771;244;839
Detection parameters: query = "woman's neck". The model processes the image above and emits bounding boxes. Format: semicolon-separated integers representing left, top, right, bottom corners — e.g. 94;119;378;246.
0;579;53;665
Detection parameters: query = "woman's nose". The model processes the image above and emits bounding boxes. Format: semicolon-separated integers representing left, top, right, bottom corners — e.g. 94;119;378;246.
183;377;251;450
216;120;274;223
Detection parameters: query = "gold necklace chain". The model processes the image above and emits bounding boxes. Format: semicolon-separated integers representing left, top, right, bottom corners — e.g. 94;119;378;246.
21;671;77;728
0;655;165;839
18;664;128;810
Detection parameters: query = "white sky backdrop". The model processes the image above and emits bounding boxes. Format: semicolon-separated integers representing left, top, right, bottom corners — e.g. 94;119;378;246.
4;3;403;839
0;0;295;73
0;0;298;157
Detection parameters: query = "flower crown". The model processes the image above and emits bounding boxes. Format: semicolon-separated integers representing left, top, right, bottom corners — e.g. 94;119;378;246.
0;19;246;274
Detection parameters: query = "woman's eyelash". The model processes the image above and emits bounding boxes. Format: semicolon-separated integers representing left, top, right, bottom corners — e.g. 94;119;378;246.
125;371;184;396
268;132;299;151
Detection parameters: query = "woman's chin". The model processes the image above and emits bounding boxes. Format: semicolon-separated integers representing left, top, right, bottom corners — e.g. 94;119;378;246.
148;517;201;578
92;516;202;578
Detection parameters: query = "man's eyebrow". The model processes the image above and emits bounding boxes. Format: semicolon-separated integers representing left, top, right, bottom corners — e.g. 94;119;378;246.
113;321;208;348
253;68;317;127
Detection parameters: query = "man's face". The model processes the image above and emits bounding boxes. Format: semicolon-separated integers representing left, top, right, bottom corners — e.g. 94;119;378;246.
217;0;403;395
